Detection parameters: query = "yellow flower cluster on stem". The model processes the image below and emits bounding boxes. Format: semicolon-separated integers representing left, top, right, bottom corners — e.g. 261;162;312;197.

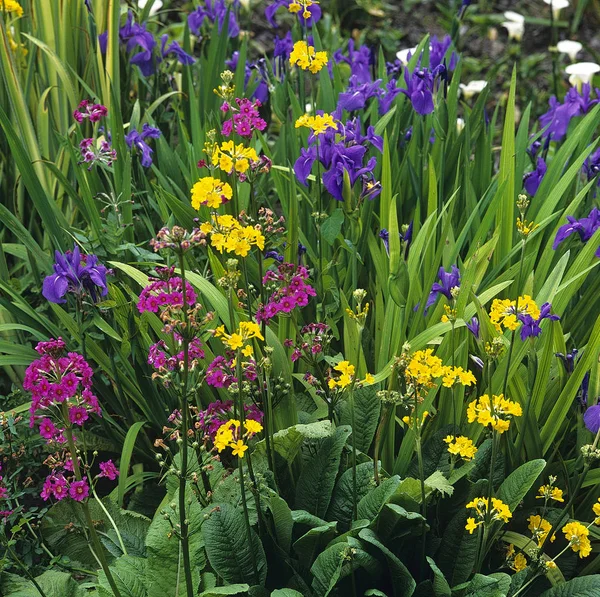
191;176;233;209
465;497;512;534
444;435;477;460
0;0;23;16
528;515;555;547
536;484;565;503
327;360;374;390
467;393;522;433
288;0;319;19
212;141;259;175
489;295;539;333
215;321;264;352
289;40;328;74
200;214;265;257
506;544;527;572
562;521;591;558
214;418;263;457
295;113;337;136
405;348;476;389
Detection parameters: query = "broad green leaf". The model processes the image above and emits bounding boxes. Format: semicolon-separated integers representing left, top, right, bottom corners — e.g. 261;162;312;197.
538;576;600;596
497;459;546;511
357;475;401;521
310;542;348;597
199;585;250;597
339;385;381;453
98;556;148;597
326;461;375;528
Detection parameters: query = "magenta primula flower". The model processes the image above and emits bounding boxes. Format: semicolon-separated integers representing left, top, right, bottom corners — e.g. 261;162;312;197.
73;99;108;123
99;460;119;481
137;270;197;313
69;479;90;502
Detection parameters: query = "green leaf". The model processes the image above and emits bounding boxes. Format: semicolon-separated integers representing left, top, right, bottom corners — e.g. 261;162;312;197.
359;528;416;597
271;590;304;597
321;209;345;245
199;585;250;597
118;421;146;507
295;425;352;518
497;459;546;511
538;576;600;596
326;461;375;528
339;385;381;453
453;572;511;597
1;571;85;597
293;521;338;567
267;491;294;554
310;542;348;597
202;503;267;586
98;556;148;597
357;475;401;521
426;557;451;597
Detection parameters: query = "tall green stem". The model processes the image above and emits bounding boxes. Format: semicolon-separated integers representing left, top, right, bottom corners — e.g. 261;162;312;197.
61;405;122;597
177;253;195;597
2;539;49;597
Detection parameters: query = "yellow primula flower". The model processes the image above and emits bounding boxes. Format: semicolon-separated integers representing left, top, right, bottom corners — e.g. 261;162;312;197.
295;113;337;136
528;515;555;547
289;40;328;74
489;295;540;333
230;439;248;458
465;497;512;533
536;485;565;503
444;435;478;461
562;521;592;558
202;213;265;257
363;373;375;385
0;0;23;16
212;141;259;175
506;544;528;572
244;419;263;435
467;394;522;433
593;499;600;524
191;176;233;210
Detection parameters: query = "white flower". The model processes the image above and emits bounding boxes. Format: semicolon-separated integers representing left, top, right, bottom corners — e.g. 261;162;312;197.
456;118;465;133
543;0;570;19
138;0;163;17
556;40;582;62
565;62;600;88
502;11;525;41
459;80;488;99
396;47;418;66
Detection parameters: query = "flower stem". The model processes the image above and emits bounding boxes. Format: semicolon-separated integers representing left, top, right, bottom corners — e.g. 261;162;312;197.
349;384;358;521
2;538;50;597
177;252;196;597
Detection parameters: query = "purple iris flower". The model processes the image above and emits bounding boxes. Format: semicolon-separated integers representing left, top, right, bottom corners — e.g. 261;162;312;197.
379;229;390;255
119;11;156;76
225;52;269;103
584;147;600;182
523;157;547;196
160;35;195;66
339;78;383;112
266;0;321;28
556;349;578;374
188;0;240;37
579;372;590;407
553;207;600;257
294;146;318;185
379;79;403;115
539;84;600;141
584;402;600;433
399;66;446;116
526;139;542;160
334;40;373;84
42;246;109;304
518;302;559;341
425;265;461;310
379;223;412;257
429;35;458;71
265;250;284;262
84;0;92;13
466;317;480;339
125;123;161;168
323;148;377;201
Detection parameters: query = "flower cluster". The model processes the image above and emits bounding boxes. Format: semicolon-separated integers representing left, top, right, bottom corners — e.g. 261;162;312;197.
137;275;197;313
200;214;265;257
467;394;522;433
328;361;374;390
528;515;555;547
42;245;110;304
125;123;161;168
213;418;263;458
191;176;233;209
221;98;267;139
294;117;383;202
208;139;265;181
150;226;206;252
267;0;321;28
197;400;263;439
73;100;107;123
505;544;527;572
215;321;264;354
562;521;591;558
295;113;337;136
444;435;477;460
78;137;117;170
398;65;447;116
405;349;476;389
256;263;316;322
148;336;205;373
536;483;565;503
205;353;257;387
553;207;600;258
465;497;512;534
24;339;101;442
41;474;89;502
289;40;328;74
424;265;460;312
189;0;240;38
100;12;194;76
489;295;559;340
285;322;332;363
0;0;23;16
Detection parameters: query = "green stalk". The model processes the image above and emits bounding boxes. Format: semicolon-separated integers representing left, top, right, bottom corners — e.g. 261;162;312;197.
61;405;122;597
177;252;196;597
349;384;358;521
2;538;49;597
414;393;428;579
